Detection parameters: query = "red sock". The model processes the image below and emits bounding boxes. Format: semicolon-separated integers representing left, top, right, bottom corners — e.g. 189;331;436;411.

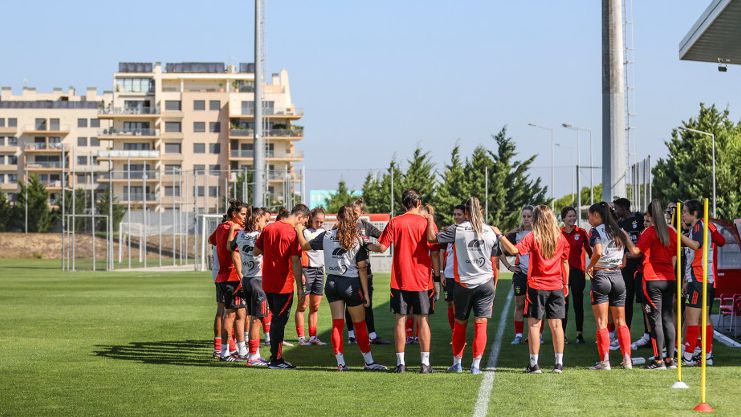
261;314;271;333
228;336;236;352
452;322;467;358
331;319;344;355
248;339;260;355
617;325;631;357
309;326;317;338
296;325;305;338
473;321;487;359
596;328;609;361
447;306;455;331
514;320;524;335
705;324;714;354
406;317;413;337
685;325;700;356
354;320;371;353
607;322;615;333
214;337;222;351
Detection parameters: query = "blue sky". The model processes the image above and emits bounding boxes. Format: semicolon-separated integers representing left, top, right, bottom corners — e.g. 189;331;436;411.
3;0;739;198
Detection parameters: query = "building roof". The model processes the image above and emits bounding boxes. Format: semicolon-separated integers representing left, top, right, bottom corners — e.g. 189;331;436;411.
680;0;741;64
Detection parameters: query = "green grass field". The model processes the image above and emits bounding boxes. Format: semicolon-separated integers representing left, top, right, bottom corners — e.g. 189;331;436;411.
1;259;739;416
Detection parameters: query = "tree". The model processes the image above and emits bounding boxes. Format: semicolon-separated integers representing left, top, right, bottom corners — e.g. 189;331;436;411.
361;159;403;214
433;145;467;225
653;104;741;220
323;180;357;213
553;184;603;219
401;148;437;207
0;193;13;231
96;187;126;233
17;174;52;232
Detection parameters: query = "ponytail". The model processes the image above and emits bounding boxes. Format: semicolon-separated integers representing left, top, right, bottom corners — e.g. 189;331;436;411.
465;197;484;235
588;202;628;248
647;199;670;246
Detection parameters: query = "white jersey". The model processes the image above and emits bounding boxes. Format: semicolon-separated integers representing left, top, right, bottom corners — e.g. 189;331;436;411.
303;227;325;268
444;243;455;279
507;230;531;273
235;230;263;278
308;229;368;278
589;224;624;269
211;246;219;282
437;221;499;288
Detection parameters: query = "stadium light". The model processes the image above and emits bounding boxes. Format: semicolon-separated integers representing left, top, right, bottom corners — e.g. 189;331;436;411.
527;123;555;210
678;127;716;218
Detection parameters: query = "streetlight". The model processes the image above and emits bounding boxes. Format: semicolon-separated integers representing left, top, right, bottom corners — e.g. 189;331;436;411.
562;123;594;206
678;126;716;218
528;123;555;209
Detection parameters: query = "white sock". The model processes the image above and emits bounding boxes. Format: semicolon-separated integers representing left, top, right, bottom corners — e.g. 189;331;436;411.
237;341;247;356
249;351;261;360
624;353;631;363
309;335;317;341
220;345;229;357
348;330;355;338
396;352;405;366
555;353;563;366
265;334;271;343
472;357;482;369
529;354;539;367
421;352;430;366
369;331;377;340
336;353;345;366
362;351;374;365
515;333;523;337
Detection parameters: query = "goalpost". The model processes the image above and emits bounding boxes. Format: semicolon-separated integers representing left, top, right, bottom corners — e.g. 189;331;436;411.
196;214;225;272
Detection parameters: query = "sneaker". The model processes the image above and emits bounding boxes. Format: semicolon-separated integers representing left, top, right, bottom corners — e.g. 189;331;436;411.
681;357;697;367
665;358;677;369
405;336;415;345
621;358;633;369
590;361;611;371
347;337;357;345
297;337;310;346
575;335;586;344
363;362;388;372
631;334;650;350
220;355;245;363
471;366;482;375
525;364;542;374
394;364;406;373
309;337;327;346
706;356;714;366
552;364;563;374
420;364;434;374
268;359;296;369
213;349;220;358
247;357;269;367
447;363;463;373
370;337;391;345
337;364;349;372
693;353;714;366
646;360;667;370
511;335;523;345
282;340;295;347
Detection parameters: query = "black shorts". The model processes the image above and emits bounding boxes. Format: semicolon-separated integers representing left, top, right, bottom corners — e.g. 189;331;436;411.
513;272;528;296
454;280;495;321
266;292;294;317
590;269;626;307
686;281;715;309
303;267;325;295
444;277;456;302
390;288;435;315
241;277;268;317
324;274;364;307
634;272;645;304
526;287;566;320
215;282;225;304
219;281;246;310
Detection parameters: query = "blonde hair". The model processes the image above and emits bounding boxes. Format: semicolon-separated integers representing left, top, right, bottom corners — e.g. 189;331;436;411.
532;204;561;259
466;197;485;235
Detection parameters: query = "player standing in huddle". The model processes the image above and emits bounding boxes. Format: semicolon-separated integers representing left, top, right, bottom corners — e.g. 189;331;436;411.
209;200;249;362
295;208;328;346
368;189;441;374
560;206;592;344
254;204;310;369
501;206;534;345
296;205;387;371
440;205;467;332
498;205;569;374
427;198;499;374
679;199;725;366
586;202;632;370
211;243;226;357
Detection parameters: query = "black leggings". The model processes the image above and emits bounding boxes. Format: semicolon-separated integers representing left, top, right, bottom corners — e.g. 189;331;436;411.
644;280;676;361
563;269;586;333
346;275;375;333
266;292;293;361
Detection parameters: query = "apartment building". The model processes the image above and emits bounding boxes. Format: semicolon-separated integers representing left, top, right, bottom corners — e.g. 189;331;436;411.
0;61;304;212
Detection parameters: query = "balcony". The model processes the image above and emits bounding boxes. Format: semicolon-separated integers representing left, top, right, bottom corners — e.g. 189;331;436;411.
0;143;19;152
41;180;62;190
0;183;18;191
229;126;304;139
23;125;70;135
120;193;158;202
0;163;18;171
229;149;303;161
230;107;304;120
98;171;160;182
0;126;18;134
98;106;160;119
97;150;160;160
98;128;159;139
24;143;66;152
26;161;63;170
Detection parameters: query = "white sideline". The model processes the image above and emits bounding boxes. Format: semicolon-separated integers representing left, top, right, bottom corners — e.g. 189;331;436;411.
473;287;514;417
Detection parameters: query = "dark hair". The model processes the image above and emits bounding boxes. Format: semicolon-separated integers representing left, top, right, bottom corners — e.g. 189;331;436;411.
646;199;670;246
336;205;360;250
401;189;421;210
224;199;248;223
613;198;631;211
309;207;326;223
684;199;703;219
352;198;365;212
588;202;628;248
275;207;290;220
291;204;310;217
561;206;576;219
453;204;466;213
245;206;266;232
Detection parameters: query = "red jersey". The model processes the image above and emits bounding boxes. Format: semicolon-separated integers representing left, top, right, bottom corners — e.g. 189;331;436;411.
561;226;592;271
378;212;439;291
686;220;726;285
209;221;240;283
515;233;569;291
256;220;302;294
637;226;677;281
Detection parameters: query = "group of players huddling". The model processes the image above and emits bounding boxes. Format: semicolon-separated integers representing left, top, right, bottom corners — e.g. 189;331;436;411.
208;188;724;374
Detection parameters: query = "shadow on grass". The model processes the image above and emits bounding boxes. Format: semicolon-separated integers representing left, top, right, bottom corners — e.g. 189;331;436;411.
93;339;221;367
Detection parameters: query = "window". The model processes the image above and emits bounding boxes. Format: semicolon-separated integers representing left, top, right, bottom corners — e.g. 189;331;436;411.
77;137;88;147
209;143;220;154
193;122;205;133
193;164;205;174
241;101;254;115
165;164;181;174
193;143;205;153
50;119;60;130
90;119;100;128
165;143;181;154
77;174;87;184
90;137;100;147
165;100;181;111
195;186;205;197
8;174;17;182
7;136;17;146
116;78;154;93
78;118;88;128
77;156;88;165
8;118;17;128
209;122;221;133
209;186;218;197
8;155;17;165
35;118;47;130
165;122;181;133
0;174;4;183
209;164;220;174
193;100;205;111
123;143;151;150
0;119;4;127
209;100;220;111
165;185;181;197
